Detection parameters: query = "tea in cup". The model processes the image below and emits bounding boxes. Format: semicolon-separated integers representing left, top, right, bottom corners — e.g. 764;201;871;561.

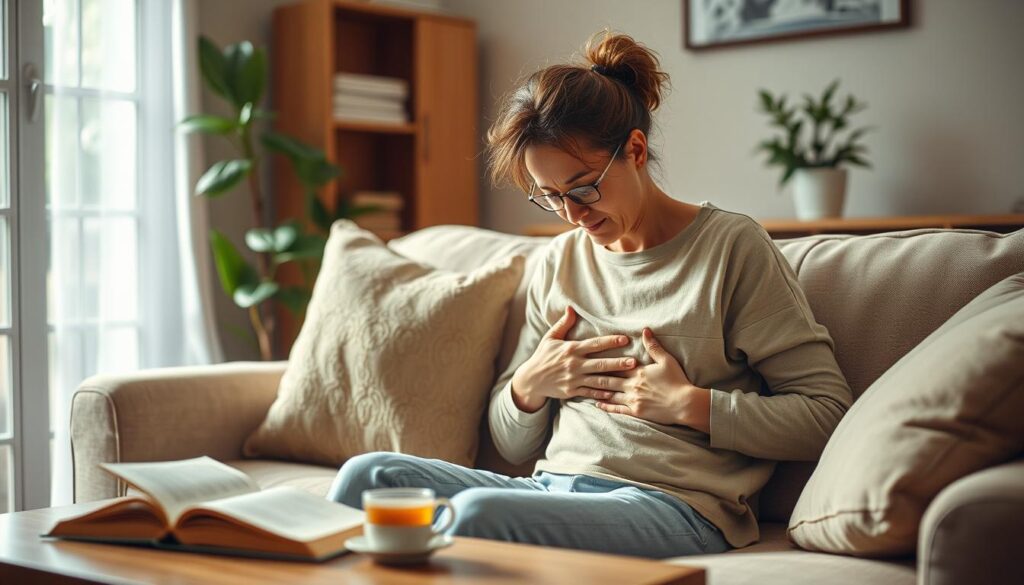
362;488;456;552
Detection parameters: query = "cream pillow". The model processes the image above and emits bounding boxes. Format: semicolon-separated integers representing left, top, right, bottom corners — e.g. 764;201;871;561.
243;220;525;467
787;273;1024;557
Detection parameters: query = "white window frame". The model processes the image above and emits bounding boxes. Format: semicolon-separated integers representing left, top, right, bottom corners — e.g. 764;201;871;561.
3;0;51;512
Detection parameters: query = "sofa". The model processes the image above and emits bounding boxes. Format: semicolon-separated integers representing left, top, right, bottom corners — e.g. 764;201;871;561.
71;223;1024;585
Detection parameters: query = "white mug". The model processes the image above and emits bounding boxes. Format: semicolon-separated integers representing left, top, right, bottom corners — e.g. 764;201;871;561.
362;487;456;553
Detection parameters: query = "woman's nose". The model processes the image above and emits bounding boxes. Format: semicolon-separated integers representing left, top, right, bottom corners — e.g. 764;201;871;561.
564;199;588;224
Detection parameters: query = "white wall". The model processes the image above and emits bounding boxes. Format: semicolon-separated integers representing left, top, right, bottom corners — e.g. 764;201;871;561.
443;0;1024;234
196;0;1024;358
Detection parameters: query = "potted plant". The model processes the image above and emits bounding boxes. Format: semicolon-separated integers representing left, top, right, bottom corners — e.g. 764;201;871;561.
180;37;376;360
755;79;872;220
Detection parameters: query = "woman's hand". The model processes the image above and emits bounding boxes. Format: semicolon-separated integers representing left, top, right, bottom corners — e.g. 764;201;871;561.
510;306;637;413
594;328;711;431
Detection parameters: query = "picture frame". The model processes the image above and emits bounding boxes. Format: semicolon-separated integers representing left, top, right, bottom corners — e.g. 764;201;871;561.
684;0;911;51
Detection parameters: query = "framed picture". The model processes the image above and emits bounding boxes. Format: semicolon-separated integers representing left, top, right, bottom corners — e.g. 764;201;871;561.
684;0;910;51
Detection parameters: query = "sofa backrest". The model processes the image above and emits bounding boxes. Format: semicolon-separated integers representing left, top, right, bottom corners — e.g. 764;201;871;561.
391;225;1024;523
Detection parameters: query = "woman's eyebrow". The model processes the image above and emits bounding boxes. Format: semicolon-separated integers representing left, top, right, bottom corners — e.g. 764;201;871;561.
538;168;593;191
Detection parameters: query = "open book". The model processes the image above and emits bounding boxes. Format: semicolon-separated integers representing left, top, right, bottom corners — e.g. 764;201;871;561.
46;456;364;561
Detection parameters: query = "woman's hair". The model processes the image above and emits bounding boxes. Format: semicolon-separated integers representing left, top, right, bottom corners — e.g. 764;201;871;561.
486;29;671;192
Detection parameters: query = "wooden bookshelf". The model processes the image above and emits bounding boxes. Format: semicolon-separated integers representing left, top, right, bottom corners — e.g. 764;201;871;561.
271;0;479;354
524;214;1024;239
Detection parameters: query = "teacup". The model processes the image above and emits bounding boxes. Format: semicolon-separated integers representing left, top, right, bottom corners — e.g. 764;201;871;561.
362;487;456;553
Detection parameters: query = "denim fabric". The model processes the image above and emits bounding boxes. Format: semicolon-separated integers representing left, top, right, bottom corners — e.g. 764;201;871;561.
327;452;732;559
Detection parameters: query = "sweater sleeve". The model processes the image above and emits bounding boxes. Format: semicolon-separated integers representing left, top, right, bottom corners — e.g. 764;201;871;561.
487;248;555;465
708;224;853;461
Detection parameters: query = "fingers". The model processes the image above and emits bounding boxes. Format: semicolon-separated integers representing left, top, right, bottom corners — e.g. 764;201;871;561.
583;356;636;374
642;327;665;363
576;388;618;401
577;334;630;355
544;306;577;341
580;374;627;392
595;402;632;416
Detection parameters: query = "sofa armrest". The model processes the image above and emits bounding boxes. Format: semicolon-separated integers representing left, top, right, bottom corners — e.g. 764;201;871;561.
918;455;1024;585
71;361;287;503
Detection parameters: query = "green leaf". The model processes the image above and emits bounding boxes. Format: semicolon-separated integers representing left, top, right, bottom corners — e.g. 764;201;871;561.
758;90;774;112
210;229;257;296
273;224;299;252
244;228;275;253
276;286;312;315
195;159;252;197
239;102;254;126
262;131;321;161
237;47;267;107
846;154;871;168
234;281;279;309
780;165;798;188
222;41;253;108
247;224;299;253
198;37;231;101
308;193;332;231
822;79;839;106
274;234;327;263
179;114;237;135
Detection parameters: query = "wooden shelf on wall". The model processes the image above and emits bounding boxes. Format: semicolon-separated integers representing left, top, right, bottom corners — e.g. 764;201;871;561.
523;214;1024;240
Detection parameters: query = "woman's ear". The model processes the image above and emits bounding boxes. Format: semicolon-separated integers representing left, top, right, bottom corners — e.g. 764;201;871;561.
624;128;648;169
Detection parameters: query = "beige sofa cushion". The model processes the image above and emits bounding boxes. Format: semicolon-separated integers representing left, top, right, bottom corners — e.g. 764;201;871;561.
243;220;524;467
760;228;1024;523
787;272;1024;556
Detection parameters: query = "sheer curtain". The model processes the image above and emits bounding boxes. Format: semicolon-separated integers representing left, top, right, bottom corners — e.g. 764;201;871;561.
46;0;222;506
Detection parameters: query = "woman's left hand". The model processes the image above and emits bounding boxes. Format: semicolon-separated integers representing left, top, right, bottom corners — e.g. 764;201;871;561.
593;328;709;430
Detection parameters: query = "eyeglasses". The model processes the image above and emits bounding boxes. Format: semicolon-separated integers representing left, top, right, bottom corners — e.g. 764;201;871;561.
528;142;622;212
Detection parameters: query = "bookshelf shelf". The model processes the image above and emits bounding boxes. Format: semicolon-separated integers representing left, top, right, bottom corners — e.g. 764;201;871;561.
333;120;417;135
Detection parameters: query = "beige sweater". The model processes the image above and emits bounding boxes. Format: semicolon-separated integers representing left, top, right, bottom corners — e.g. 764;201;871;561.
488;201;853;548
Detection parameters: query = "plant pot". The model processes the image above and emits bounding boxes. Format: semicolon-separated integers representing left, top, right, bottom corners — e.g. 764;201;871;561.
792;167;848;220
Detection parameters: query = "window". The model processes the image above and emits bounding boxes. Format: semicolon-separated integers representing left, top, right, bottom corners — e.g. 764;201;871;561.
44;0;141;506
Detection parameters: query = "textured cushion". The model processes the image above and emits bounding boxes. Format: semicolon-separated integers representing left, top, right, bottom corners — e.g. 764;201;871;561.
787;272;1024;556
389;225;550;377
243;220;524;467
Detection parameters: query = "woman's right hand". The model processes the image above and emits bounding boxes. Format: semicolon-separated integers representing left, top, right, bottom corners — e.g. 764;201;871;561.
510;306;636;413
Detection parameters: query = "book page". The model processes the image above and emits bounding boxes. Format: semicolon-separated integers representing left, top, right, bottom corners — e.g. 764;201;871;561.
46;496;169;541
177;486;365;543
102;456;259;525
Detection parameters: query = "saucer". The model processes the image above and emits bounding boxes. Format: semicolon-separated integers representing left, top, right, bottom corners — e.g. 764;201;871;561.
345;534;454;565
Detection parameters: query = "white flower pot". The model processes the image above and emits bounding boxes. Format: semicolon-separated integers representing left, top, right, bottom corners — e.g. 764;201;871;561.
792;167;848;220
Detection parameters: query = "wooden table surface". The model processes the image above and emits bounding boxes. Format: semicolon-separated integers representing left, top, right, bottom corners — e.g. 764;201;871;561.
0;501;705;585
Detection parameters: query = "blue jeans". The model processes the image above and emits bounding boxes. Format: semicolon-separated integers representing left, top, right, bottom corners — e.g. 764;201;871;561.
326;452;732;559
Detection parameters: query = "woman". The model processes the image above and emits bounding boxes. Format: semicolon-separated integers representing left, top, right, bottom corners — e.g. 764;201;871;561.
327;30;853;559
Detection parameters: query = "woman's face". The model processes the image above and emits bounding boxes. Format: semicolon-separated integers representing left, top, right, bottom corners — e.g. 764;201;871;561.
523;135;645;246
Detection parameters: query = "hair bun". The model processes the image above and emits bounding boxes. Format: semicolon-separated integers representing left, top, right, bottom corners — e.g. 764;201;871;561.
590;64;637;87
585;30;669;112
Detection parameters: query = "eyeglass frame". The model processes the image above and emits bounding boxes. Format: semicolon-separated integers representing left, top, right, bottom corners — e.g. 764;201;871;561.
527;142;623;212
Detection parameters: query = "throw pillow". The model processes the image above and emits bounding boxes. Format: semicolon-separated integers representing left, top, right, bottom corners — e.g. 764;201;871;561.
787;272;1024;557
243;220;525;467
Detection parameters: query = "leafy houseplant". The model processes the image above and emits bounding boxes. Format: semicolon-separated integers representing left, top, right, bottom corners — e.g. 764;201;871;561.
755;79;872;219
181;37;371;360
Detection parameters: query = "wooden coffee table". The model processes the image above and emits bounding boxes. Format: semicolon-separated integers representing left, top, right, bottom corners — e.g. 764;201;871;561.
0;501;705;584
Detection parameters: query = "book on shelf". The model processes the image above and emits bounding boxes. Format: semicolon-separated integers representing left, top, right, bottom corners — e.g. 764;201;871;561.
334;106;409;125
351;191;405;211
333;72;409;100
355;213;403;232
45;456;365;562
333;93;406;112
